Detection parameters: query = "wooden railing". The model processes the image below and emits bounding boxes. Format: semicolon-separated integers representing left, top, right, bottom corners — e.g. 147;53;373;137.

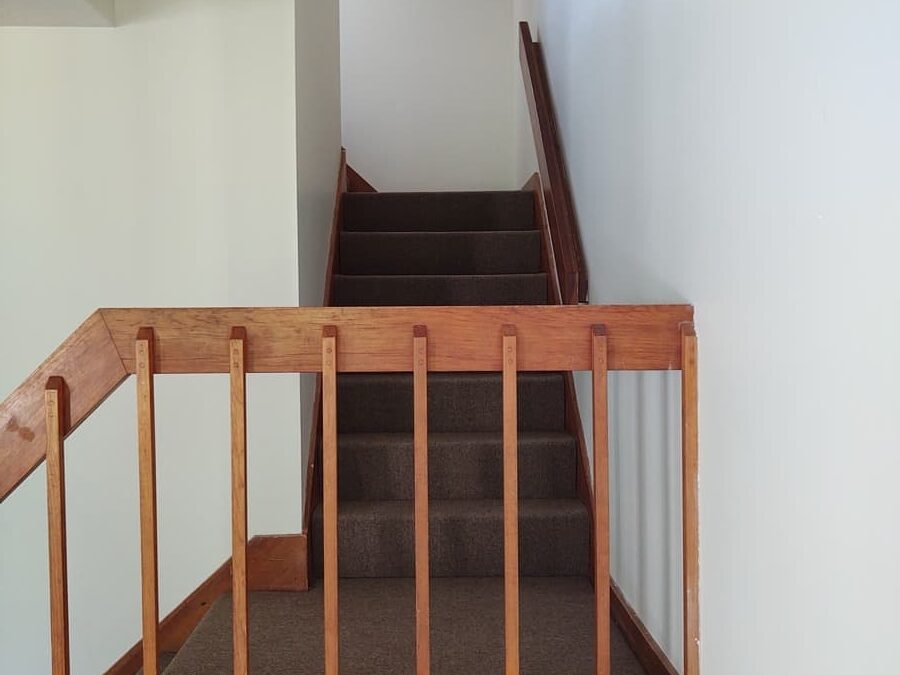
519;21;588;305
0;304;697;675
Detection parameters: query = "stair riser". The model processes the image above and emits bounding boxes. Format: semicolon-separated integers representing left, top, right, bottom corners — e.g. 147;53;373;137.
340;231;541;276
332;274;548;306
311;505;589;578
342;192;535;232
337;373;565;433
338;435;577;500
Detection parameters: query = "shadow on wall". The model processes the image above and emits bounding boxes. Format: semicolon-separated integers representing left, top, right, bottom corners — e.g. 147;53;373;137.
526;3;690;669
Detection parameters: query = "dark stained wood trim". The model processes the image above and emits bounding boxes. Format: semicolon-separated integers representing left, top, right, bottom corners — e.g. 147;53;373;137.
611;582;679;675
302;149;348;547
347;164;377;193
302;149;350;586
104;534;307;675
519;21;588;304
530;160;677;674
248;533;308;593
523;173;563;305
528;170;595;582
104;560;230;675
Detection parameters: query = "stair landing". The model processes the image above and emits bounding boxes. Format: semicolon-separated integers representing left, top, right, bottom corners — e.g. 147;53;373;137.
162;578;645;675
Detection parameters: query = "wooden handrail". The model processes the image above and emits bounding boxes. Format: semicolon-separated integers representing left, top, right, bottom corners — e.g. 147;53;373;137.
519;21;588;304
0;305;691;504
1;305;697;675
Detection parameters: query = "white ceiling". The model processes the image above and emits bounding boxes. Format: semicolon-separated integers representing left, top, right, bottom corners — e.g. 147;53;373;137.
0;0;114;27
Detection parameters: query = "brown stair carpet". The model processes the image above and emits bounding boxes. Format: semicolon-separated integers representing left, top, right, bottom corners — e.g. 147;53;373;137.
163;580;645;675
162;190;647;673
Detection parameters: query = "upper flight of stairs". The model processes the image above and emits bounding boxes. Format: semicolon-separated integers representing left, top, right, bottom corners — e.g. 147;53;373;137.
333;192;548;306
315;190;584;580
162;190;646;674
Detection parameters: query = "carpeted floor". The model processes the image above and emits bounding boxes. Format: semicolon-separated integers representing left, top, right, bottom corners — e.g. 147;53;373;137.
159;190;649;673
163;579;646;675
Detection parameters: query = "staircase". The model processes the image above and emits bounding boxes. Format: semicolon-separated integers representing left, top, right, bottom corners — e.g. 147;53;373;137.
159;191;647;674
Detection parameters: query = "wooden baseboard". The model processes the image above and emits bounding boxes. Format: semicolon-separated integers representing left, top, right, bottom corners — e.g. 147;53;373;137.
611;581;679;675
247;533;307;592
104;533;307;675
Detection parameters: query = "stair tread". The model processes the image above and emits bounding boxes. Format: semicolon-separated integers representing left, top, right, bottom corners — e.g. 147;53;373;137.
333;273;548;306
339;230;541;275
338;430;577;500
339;429;574;442
326;497;587;514
337;371;565;433
342;190;535;232
162;579;646;675
311;499;589;578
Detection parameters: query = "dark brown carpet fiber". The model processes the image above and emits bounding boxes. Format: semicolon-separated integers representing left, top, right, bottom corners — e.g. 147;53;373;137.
160;190;648;673
163;579;645;675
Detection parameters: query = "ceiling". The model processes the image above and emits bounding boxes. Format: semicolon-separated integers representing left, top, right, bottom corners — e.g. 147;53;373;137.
0;0;114;27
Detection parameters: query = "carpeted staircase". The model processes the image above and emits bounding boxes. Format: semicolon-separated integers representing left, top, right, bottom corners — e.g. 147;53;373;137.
162;191;646;674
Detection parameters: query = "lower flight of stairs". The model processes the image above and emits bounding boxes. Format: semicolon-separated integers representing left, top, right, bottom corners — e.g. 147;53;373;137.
161;190;646;674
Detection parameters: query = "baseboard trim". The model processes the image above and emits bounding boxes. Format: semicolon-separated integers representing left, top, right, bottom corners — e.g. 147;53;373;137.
611;581;679;675
104;533;307;675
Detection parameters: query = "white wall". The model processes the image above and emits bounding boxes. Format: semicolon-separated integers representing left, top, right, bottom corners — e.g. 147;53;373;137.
521;1;900;673
340;0;518;191
295;0;342;509
0;1;301;673
0;0;115;27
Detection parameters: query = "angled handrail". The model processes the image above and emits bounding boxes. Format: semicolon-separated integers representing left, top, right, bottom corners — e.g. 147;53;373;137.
519;21;588;305
0;305;690;503
1;304;697;675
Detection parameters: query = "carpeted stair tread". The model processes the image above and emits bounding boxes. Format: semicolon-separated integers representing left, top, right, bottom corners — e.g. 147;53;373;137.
338;431;577;500
332;273;548;306
311;499;589;578
337;372;565;433
137;651;175;674
342;191;535;232
339;230;541;275
162;580;645;675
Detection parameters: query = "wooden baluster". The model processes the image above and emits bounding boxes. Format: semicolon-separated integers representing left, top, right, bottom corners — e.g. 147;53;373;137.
135;327;159;675
591;326;610;675
681;323;700;675
413;326;431;674
230;327;249;675
322;326;339;675
501;325;519;675
45;376;70;675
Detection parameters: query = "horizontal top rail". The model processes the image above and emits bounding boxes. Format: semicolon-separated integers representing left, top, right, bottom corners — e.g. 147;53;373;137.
0;304;692;502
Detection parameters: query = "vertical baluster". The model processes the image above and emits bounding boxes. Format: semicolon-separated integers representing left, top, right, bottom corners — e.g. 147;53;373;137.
321;326;339;675
413;325;430;674
230;327;249;675
591;326;610;675
45;376;70;675
681;323;700;675
501;325;519;675
135;327;159;675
